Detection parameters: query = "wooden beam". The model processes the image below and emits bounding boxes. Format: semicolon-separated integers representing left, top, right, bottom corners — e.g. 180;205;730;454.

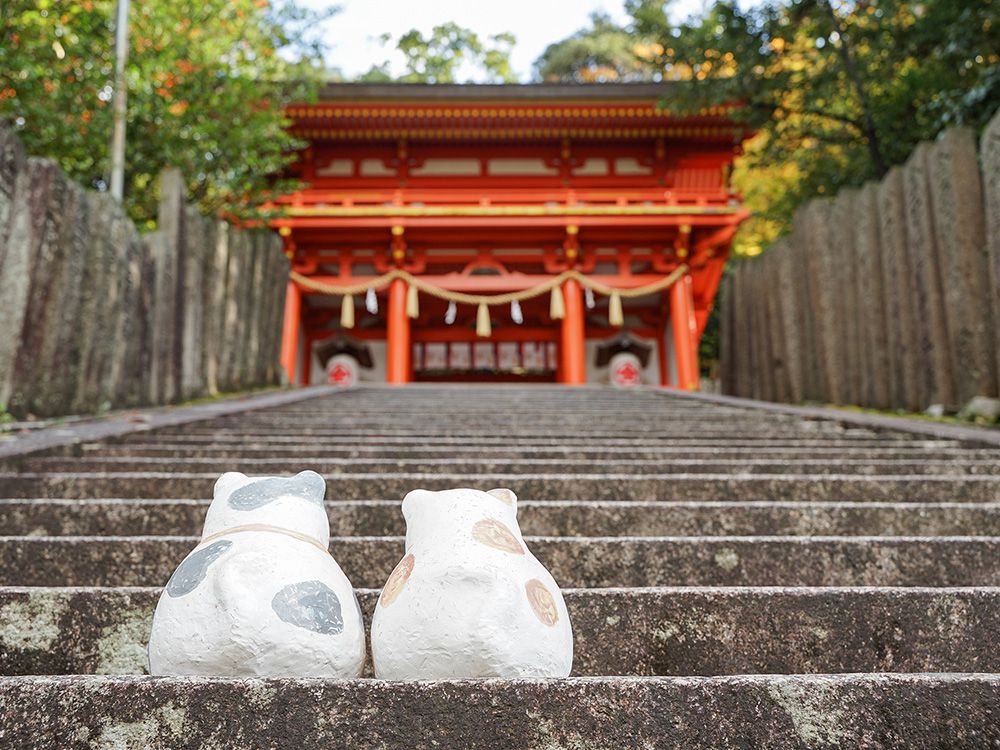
298;273;681;295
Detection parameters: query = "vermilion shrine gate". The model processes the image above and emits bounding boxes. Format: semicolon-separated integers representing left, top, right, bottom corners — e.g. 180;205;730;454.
272;83;748;386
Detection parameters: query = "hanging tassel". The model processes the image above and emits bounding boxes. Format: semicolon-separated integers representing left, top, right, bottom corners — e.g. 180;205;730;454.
584;286;596;310
510;298;523;325
445;301;457;325
550;285;565;320
340;294;355;329
406;283;419;319
476;302;492;338
608;290;624;327
365;287;378;314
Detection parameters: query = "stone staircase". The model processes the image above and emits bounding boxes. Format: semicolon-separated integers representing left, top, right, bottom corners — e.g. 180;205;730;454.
2;384;1000;747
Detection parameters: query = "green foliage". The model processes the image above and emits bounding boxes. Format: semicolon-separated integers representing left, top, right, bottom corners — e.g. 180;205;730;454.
360;23;517;84
0;0;333;226
698;290;722;378
536;12;657;82
536;0;1000;248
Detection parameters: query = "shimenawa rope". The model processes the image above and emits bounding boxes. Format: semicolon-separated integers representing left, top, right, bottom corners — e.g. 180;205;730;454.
289;264;689;336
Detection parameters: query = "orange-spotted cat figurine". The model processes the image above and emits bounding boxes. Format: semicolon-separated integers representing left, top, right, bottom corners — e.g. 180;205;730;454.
370;487;573;679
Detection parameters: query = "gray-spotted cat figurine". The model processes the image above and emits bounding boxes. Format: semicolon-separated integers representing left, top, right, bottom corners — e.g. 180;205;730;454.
147;470;366;677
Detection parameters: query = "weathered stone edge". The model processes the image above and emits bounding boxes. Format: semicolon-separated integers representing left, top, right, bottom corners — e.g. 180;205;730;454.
1;673;998;749
663;388;1000;446
0;385;338;459
9;586;1000;677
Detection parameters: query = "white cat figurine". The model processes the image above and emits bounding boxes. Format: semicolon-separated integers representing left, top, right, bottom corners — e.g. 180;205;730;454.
371;487;573;679
147;470;366;677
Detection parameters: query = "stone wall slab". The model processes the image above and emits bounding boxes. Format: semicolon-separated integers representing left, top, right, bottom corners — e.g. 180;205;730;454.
0;125;285;418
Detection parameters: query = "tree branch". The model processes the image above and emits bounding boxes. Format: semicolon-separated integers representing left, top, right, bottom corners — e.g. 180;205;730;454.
793;106;863;130
818;0;888;176
747;101;864;132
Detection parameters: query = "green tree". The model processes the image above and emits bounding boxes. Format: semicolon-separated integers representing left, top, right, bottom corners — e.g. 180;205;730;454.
536;12;658;83
536;0;1000;251
360;23;517;83
0;0;334;226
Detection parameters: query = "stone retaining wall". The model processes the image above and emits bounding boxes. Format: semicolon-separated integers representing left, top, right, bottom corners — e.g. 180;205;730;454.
721;112;1000;411
0;123;288;418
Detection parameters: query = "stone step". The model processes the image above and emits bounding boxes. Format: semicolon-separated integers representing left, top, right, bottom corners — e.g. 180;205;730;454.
5;471;1000;501
6;499;1000;538
75;442;1000;460
199;408;824;420
162;419;836;431
1;673;997;748
123;400;764;413
108;431;925;448
214;413;842;422
139;426;894;440
3;586;999;677
20;455;1000;476
214;422;884;436
4;535;1000;588
169;408;893;428
197;398;787;411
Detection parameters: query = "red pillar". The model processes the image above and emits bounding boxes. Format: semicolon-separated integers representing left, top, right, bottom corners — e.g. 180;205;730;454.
560;278;586;385
280;281;301;385
670;274;700;390
386;278;411;384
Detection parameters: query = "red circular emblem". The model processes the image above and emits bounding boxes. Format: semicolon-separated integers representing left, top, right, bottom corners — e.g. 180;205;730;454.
328;363;355;387
612;360;641;387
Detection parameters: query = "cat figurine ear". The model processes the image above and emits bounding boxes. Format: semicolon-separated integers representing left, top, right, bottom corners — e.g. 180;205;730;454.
486;487;517;510
371;487;573;679
148;471;366;677
202;470;330;546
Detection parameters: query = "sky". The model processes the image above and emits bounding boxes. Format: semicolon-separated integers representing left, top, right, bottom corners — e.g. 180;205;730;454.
297;0;714;82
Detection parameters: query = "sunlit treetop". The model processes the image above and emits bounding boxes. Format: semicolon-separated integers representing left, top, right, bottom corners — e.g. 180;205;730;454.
358;23;518;84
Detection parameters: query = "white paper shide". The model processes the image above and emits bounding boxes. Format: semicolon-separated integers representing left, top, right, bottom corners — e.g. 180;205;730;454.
147;470;366;677
371;487;573;679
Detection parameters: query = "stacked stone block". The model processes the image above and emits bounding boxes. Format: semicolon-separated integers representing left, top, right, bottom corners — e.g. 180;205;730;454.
982;112;1000;394
0;122;288;418
722;112;1000;410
